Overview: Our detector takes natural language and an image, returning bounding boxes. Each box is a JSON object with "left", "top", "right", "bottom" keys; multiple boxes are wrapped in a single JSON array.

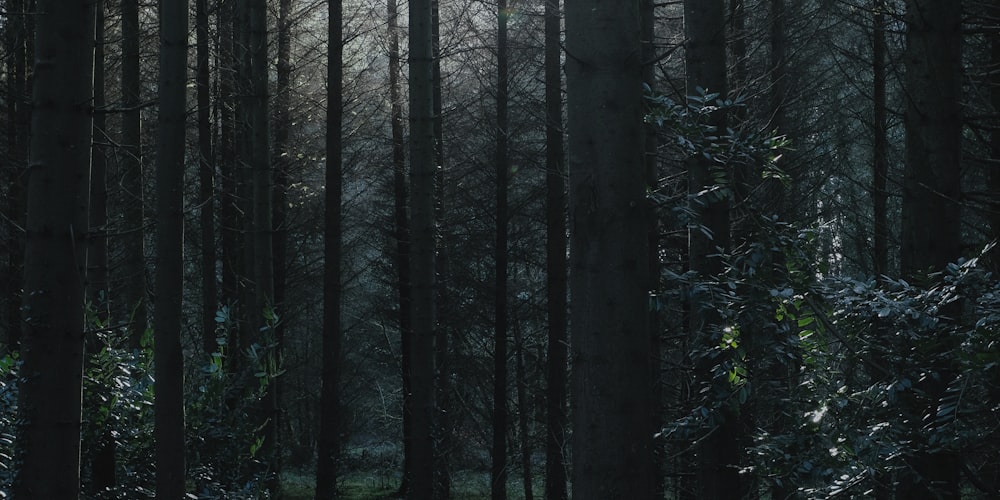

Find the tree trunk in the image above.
[
  {"left": 315, "top": 0, "right": 344, "bottom": 496},
  {"left": 246, "top": 0, "right": 279, "bottom": 493},
  {"left": 196, "top": 0, "right": 217, "bottom": 355},
  {"left": 872, "top": 0, "right": 889, "bottom": 280},
  {"left": 88, "top": 0, "right": 110, "bottom": 325},
  {"left": 2, "top": 0, "right": 27, "bottom": 352},
  {"left": 273, "top": 0, "right": 292, "bottom": 416},
  {"left": 218, "top": 0, "right": 241, "bottom": 360},
  {"left": 641, "top": 0, "right": 664, "bottom": 495},
  {"left": 565, "top": 0, "right": 652, "bottom": 496},
  {"left": 409, "top": 0, "right": 438, "bottom": 489},
  {"left": 684, "top": 0, "right": 739, "bottom": 497},
  {"left": 515, "top": 322, "right": 534, "bottom": 500},
  {"left": 386, "top": 0, "right": 414, "bottom": 492},
  {"left": 121, "top": 0, "right": 147, "bottom": 349},
  {"left": 491, "top": 1, "right": 510, "bottom": 497},
  {"left": 431, "top": 0, "right": 452, "bottom": 493},
  {"left": 154, "top": 0, "right": 189, "bottom": 495},
  {"left": 898, "top": 0, "right": 963, "bottom": 497},
  {"left": 543, "top": 0, "right": 568, "bottom": 497},
  {"left": 89, "top": 3, "right": 115, "bottom": 490},
  {"left": 14, "top": 0, "right": 96, "bottom": 495}
]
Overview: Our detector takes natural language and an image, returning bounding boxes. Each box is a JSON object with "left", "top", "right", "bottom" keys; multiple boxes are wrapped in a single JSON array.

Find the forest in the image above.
[{"left": 0, "top": 0, "right": 998, "bottom": 498}]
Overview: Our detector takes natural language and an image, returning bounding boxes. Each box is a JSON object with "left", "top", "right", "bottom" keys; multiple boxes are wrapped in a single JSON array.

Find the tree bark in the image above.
[
  {"left": 515, "top": 322, "right": 534, "bottom": 500},
  {"left": 196, "top": 0, "right": 217, "bottom": 355},
  {"left": 315, "top": 0, "right": 344, "bottom": 495},
  {"left": 2, "top": 0, "right": 27, "bottom": 352},
  {"left": 684, "top": 0, "right": 739, "bottom": 497},
  {"left": 88, "top": 0, "right": 110, "bottom": 325},
  {"left": 386, "top": 0, "right": 414, "bottom": 492},
  {"left": 872, "top": 0, "right": 889, "bottom": 280},
  {"left": 491, "top": 1, "right": 510, "bottom": 497},
  {"left": 409, "top": 0, "right": 438, "bottom": 489},
  {"left": 565, "top": 0, "right": 652, "bottom": 496},
  {"left": 898, "top": 0, "right": 963, "bottom": 497},
  {"left": 14, "top": 0, "right": 96, "bottom": 495},
  {"left": 121, "top": 0, "right": 147, "bottom": 348},
  {"left": 543, "top": 0, "right": 568, "bottom": 497},
  {"left": 154, "top": 0, "right": 189, "bottom": 495}
]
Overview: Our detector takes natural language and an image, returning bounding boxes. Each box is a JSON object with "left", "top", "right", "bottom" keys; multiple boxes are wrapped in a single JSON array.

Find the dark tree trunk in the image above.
[
  {"left": 387, "top": 0, "right": 413, "bottom": 493},
  {"left": 543, "top": 0, "right": 568, "bottom": 498},
  {"left": 872, "top": 0, "right": 889, "bottom": 280},
  {"left": 2, "top": 0, "right": 27, "bottom": 352},
  {"left": 491, "top": 1, "right": 510, "bottom": 497},
  {"left": 88, "top": 0, "right": 110, "bottom": 325},
  {"left": 14, "top": 0, "right": 96, "bottom": 495},
  {"left": 641, "top": 0, "right": 664, "bottom": 495},
  {"left": 409, "top": 0, "right": 438, "bottom": 489},
  {"left": 565, "top": 0, "right": 653, "bottom": 496},
  {"left": 247, "top": 0, "right": 278, "bottom": 493},
  {"left": 121, "top": 0, "right": 147, "bottom": 349},
  {"left": 898, "top": 0, "right": 963, "bottom": 497},
  {"left": 515, "top": 322, "right": 534, "bottom": 500},
  {"left": 219, "top": 0, "right": 241, "bottom": 358},
  {"left": 196, "top": 0, "right": 217, "bottom": 355},
  {"left": 315, "top": 0, "right": 343, "bottom": 496},
  {"left": 273, "top": 0, "right": 292, "bottom": 410},
  {"left": 431, "top": 0, "right": 452, "bottom": 493},
  {"left": 89, "top": 3, "right": 115, "bottom": 490},
  {"left": 154, "top": 0, "right": 189, "bottom": 495},
  {"left": 684, "top": 0, "right": 739, "bottom": 497}
]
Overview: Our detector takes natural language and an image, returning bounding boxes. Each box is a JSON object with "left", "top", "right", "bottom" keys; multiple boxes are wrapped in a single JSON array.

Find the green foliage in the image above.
[{"left": 0, "top": 351, "right": 19, "bottom": 496}]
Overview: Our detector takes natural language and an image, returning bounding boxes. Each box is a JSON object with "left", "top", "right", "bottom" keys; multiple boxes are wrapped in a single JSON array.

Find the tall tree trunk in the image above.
[
  {"left": 684, "top": 0, "right": 738, "bottom": 497},
  {"left": 154, "top": 0, "right": 189, "bottom": 495},
  {"left": 247, "top": 0, "right": 279, "bottom": 493},
  {"left": 219, "top": 0, "right": 241, "bottom": 358},
  {"left": 3, "top": 0, "right": 27, "bottom": 351},
  {"left": 898, "top": 0, "right": 963, "bottom": 497},
  {"left": 409, "top": 0, "right": 438, "bottom": 489},
  {"left": 992, "top": 4, "right": 1000, "bottom": 249},
  {"left": 197, "top": 0, "right": 217, "bottom": 355},
  {"left": 89, "top": 3, "right": 116, "bottom": 490},
  {"left": 565, "top": 0, "right": 652, "bottom": 496},
  {"left": 491, "top": 1, "right": 510, "bottom": 498},
  {"left": 543, "top": 0, "right": 568, "bottom": 497},
  {"left": 89, "top": 0, "right": 110, "bottom": 325},
  {"left": 515, "top": 322, "right": 534, "bottom": 500},
  {"left": 431, "top": 0, "right": 452, "bottom": 493},
  {"left": 641, "top": 0, "right": 664, "bottom": 495},
  {"left": 14, "top": 0, "right": 96, "bottom": 495},
  {"left": 386, "top": 0, "right": 414, "bottom": 492},
  {"left": 273, "top": 0, "right": 292, "bottom": 413},
  {"left": 872, "top": 0, "right": 889, "bottom": 280},
  {"left": 315, "top": 0, "right": 343, "bottom": 495},
  {"left": 121, "top": 0, "right": 147, "bottom": 348}
]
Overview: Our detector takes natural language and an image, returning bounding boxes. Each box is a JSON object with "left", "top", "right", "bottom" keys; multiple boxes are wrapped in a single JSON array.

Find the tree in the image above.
[
  {"left": 315, "top": 0, "right": 344, "bottom": 495},
  {"left": 153, "top": 0, "right": 189, "bottom": 494},
  {"left": 565, "top": 0, "right": 652, "bottom": 496},
  {"left": 897, "top": 0, "right": 963, "bottom": 497},
  {"left": 88, "top": 0, "right": 110, "bottom": 324},
  {"left": 14, "top": 0, "right": 97, "bottom": 495},
  {"left": 872, "top": 0, "right": 889, "bottom": 280},
  {"left": 196, "top": 0, "right": 217, "bottom": 354},
  {"left": 409, "top": 0, "right": 438, "bottom": 490},
  {"left": 121, "top": 0, "right": 147, "bottom": 348},
  {"left": 386, "top": 0, "right": 414, "bottom": 491},
  {"left": 683, "top": 0, "right": 739, "bottom": 496},
  {"left": 491, "top": 0, "right": 510, "bottom": 496},
  {"left": 543, "top": 0, "right": 568, "bottom": 497}
]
